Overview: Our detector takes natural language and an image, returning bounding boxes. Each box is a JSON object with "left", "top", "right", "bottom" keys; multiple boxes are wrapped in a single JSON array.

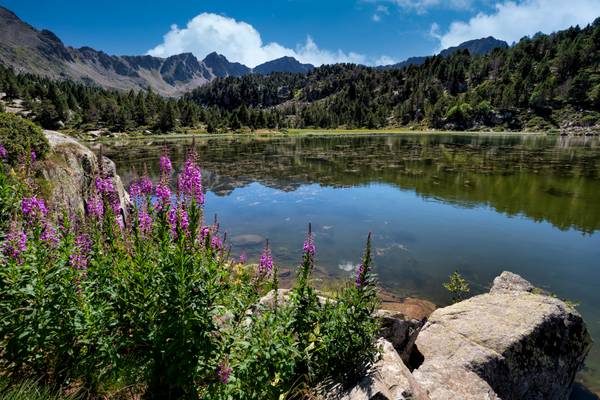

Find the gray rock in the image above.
[
  {"left": 39, "top": 130, "right": 129, "bottom": 215},
  {"left": 489, "top": 271, "right": 534, "bottom": 294},
  {"left": 326, "top": 338, "right": 430, "bottom": 400},
  {"left": 375, "top": 309, "right": 423, "bottom": 365},
  {"left": 413, "top": 272, "right": 591, "bottom": 400}
]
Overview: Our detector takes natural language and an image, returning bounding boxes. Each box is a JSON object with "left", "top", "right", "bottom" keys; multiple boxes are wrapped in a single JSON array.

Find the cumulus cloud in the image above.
[
  {"left": 148, "top": 13, "right": 368, "bottom": 67},
  {"left": 433, "top": 0, "right": 600, "bottom": 49}
]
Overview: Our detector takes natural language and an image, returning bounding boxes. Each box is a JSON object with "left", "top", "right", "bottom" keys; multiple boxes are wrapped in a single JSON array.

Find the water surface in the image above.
[{"left": 100, "top": 133, "right": 600, "bottom": 396}]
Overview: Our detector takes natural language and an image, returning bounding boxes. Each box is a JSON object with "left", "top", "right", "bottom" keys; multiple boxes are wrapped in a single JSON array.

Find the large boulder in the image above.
[
  {"left": 38, "top": 130, "right": 129, "bottom": 215},
  {"left": 413, "top": 272, "right": 591, "bottom": 400},
  {"left": 326, "top": 338, "right": 430, "bottom": 400}
]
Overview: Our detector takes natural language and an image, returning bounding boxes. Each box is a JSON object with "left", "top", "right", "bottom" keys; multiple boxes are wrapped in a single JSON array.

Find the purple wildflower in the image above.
[
  {"left": 138, "top": 209, "right": 152, "bottom": 236},
  {"left": 95, "top": 176, "right": 114, "bottom": 194},
  {"left": 129, "top": 181, "right": 141, "bottom": 199},
  {"left": 96, "top": 176, "right": 121, "bottom": 214},
  {"left": 239, "top": 252, "right": 247, "bottom": 264},
  {"left": 211, "top": 235, "right": 222, "bottom": 251},
  {"left": 2, "top": 226, "right": 27, "bottom": 261},
  {"left": 140, "top": 175, "right": 153, "bottom": 195},
  {"left": 41, "top": 223, "right": 59, "bottom": 245},
  {"left": 30, "top": 151, "right": 36, "bottom": 162},
  {"left": 199, "top": 226, "right": 210, "bottom": 241},
  {"left": 86, "top": 195, "right": 104, "bottom": 219},
  {"left": 70, "top": 234, "right": 92, "bottom": 271},
  {"left": 355, "top": 264, "right": 365, "bottom": 288},
  {"left": 303, "top": 231, "right": 315, "bottom": 257},
  {"left": 167, "top": 206, "right": 189, "bottom": 237},
  {"left": 177, "top": 156, "right": 204, "bottom": 205},
  {"left": 21, "top": 196, "right": 48, "bottom": 222},
  {"left": 217, "top": 363, "right": 232, "bottom": 384},
  {"left": 258, "top": 242, "right": 273, "bottom": 275},
  {"left": 154, "top": 183, "right": 171, "bottom": 210},
  {"left": 159, "top": 154, "right": 172, "bottom": 177},
  {"left": 0, "top": 144, "right": 7, "bottom": 160}
]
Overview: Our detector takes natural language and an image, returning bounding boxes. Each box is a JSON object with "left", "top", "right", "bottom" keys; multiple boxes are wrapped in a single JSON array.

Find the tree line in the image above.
[{"left": 1, "top": 18, "right": 599, "bottom": 133}]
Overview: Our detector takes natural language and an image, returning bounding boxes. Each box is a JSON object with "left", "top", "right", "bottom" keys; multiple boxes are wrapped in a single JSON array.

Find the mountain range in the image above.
[
  {"left": 0, "top": 5, "right": 507, "bottom": 97},
  {"left": 0, "top": 6, "right": 316, "bottom": 96}
]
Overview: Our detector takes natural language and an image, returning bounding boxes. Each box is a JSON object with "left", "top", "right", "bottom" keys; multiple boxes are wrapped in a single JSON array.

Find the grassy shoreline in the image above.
[{"left": 78, "top": 128, "right": 550, "bottom": 144}]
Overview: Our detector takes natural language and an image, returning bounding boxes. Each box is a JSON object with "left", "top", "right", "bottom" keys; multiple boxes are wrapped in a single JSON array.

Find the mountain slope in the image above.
[
  {"left": 380, "top": 36, "right": 509, "bottom": 70},
  {"left": 438, "top": 36, "right": 508, "bottom": 57},
  {"left": 253, "top": 57, "right": 314, "bottom": 75}
]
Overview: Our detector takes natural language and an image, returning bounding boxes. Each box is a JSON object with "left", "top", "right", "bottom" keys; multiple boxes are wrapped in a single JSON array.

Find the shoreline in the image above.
[{"left": 78, "top": 128, "right": 552, "bottom": 144}]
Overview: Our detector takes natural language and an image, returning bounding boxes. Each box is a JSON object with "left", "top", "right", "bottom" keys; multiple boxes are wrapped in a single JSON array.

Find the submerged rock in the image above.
[
  {"left": 38, "top": 130, "right": 129, "bottom": 215},
  {"left": 413, "top": 271, "right": 591, "bottom": 400}
]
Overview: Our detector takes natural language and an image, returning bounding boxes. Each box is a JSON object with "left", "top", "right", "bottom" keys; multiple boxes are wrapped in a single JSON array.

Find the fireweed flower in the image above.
[
  {"left": 2, "top": 225, "right": 27, "bottom": 261},
  {"left": 70, "top": 234, "right": 92, "bottom": 272},
  {"left": 177, "top": 156, "right": 204, "bottom": 205},
  {"left": 239, "top": 252, "right": 247, "bottom": 264},
  {"left": 86, "top": 195, "right": 104, "bottom": 219},
  {"left": 30, "top": 151, "right": 36, "bottom": 162},
  {"left": 0, "top": 144, "right": 7, "bottom": 160},
  {"left": 41, "top": 223, "right": 59, "bottom": 245},
  {"left": 159, "top": 154, "right": 172, "bottom": 177},
  {"left": 167, "top": 206, "right": 189, "bottom": 237},
  {"left": 217, "top": 363, "right": 232, "bottom": 384},
  {"left": 355, "top": 264, "right": 365, "bottom": 287},
  {"left": 211, "top": 235, "right": 222, "bottom": 251},
  {"left": 96, "top": 176, "right": 121, "bottom": 214},
  {"left": 140, "top": 175, "right": 153, "bottom": 195},
  {"left": 154, "top": 183, "right": 171, "bottom": 210},
  {"left": 303, "top": 231, "right": 316, "bottom": 257},
  {"left": 129, "top": 181, "right": 141, "bottom": 199},
  {"left": 138, "top": 209, "right": 152, "bottom": 236},
  {"left": 258, "top": 242, "right": 273, "bottom": 275},
  {"left": 21, "top": 196, "right": 48, "bottom": 223}
]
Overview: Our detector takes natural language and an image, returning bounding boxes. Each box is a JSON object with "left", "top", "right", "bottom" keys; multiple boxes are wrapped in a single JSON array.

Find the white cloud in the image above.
[
  {"left": 376, "top": 55, "right": 398, "bottom": 65},
  {"left": 434, "top": 0, "right": 600, "bottom": 49},
  {"left": 148, "top": 13, "right": 368, "bottom": 67},
  {"left": 372, "top": 5, "right": 390, "bottom": 21},
  {"left": 368, "top": 0, "right": 474, "bottom": 14}
]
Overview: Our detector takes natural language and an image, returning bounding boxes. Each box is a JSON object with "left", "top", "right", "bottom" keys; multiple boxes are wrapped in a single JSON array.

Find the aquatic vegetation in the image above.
[{"left": 0, "top": 147, "right": 380, "bottom": 399}]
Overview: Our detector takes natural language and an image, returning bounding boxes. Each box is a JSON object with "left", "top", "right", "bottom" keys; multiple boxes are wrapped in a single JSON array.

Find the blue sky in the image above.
[{"left": 2, "top": 0, "right": 599, "bottom": 66}]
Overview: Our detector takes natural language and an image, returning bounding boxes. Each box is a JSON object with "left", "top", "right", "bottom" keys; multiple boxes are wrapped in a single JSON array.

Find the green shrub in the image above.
[
  {"left": 0, "top": 150, "right": 380, "bottom": 399},
  {"left": 0, "top": 113, "right": 49, "bottom": 164},
  {"left": 443, "top": 271, "right": 470, "bottom": 303}
]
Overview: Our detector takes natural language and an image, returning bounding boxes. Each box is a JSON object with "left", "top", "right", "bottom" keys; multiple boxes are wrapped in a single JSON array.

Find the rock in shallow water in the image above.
[{"left": 413, "top": 272, "right": 591, "bottom": 400}]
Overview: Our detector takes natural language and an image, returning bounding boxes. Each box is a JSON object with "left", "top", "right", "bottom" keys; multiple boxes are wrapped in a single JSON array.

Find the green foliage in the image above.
[
  {"left": 443, "top": 271, "right": 470, "bottom": 303},
  {"left": 0, "top": 112, "right": 49, "bottom": 164},
  {"left": 0, "top": 151, "right": 380, "bottom": 399},
  {"left": 0, "top": 378, "right": 75, "bottom": 400}
]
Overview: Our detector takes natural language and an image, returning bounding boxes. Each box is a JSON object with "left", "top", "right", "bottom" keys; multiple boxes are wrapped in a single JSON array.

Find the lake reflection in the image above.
[{"left": 99, "top": 133, "right": 600, "bottom": 395}]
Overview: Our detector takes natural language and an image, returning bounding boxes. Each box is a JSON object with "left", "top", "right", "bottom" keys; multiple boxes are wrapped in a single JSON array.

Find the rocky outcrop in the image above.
[
  {"left": 326, "top": 338, "right": 430, "bottom": 400},
  {"left": 412, "top": 271, "right": 591, "bottom": 400},
  {"left": 376, "top": 309, "right": 423, "bottom": 365},
  {"left": 38, "top": 130, "right": 129, "bottom": 215}
]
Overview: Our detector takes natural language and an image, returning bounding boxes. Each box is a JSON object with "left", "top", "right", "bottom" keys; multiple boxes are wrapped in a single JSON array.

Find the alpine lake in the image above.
[{"left": 99, "top": 132, "right": 600, "bottom": 397}]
